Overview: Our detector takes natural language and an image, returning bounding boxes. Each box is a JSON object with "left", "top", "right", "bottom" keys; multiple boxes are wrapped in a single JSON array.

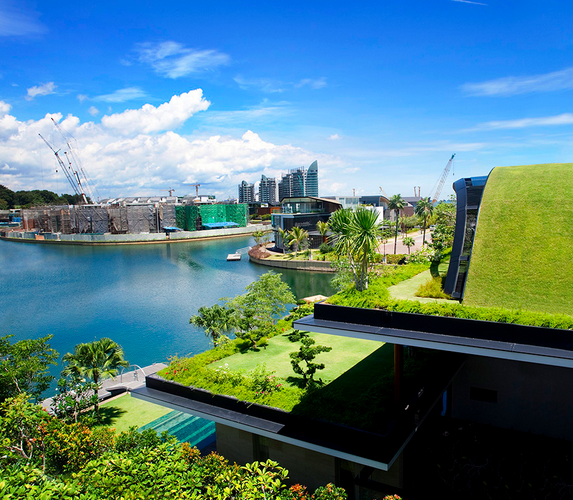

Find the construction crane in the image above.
[
  {"left": 379, "top": 186, "right": 388, "bottom": 197},
  {"left": 161, "top": 188, "right": 176, "bottom": 196},
  {"left": 39, "top": 134, "right": 88, "bottom": 204},
  {"left": 431, "top": 154, "right": 456, "bottom": 204},
  {"left": 188, "top": 183, "right": 200, "bottom": 197},
  {"left": 51, "top": 118, "right": 95, "bottom": 202}
]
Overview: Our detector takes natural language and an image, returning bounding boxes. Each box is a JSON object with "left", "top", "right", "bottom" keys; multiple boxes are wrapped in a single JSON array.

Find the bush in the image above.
[
  {"left": 319, "top": 243, "right": 333, "bottom": 254},
  {"left": 261, "top": 214, "right": 272, "bottom": 221},
  {"left": 386, "top": 254, "right": 407, "bottom": 265},
  {"left": 415, "top": 276, "right": 451, "bottom": 299}
]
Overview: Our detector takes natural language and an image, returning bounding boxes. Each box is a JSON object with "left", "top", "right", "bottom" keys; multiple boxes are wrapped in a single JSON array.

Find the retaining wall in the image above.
[{"left": 249, "top": 253, "right": 335, "bottom": 273}]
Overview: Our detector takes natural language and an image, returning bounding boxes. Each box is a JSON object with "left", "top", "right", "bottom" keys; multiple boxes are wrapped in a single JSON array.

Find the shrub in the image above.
[
  {"left": 261, "top": 213, "right": 272, "bottom": 221},
  {"left": 415, "top": 276, "right": 451, "bottom": 299},
  {"left": 319, "top": 243, "right": 333, "bottom": 254},
  {"left": 313, "top": 483, "right": 348, "bottom": 499},
  {"left": 386, "top": 254, "right": 407, "bottom": 265}
]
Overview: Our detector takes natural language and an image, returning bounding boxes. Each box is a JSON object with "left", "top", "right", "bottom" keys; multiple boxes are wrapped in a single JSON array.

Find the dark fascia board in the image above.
[
  {"left": 133, "top": 366, "right": 458, "bottom": 472},
  {"left": 293, "top": 303, "right": 573, "bottom": 368}
]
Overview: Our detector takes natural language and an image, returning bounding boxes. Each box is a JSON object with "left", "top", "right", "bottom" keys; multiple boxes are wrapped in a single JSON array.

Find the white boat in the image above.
[{"left": 227, "top": 253, "right": 241, "bottom": 261}]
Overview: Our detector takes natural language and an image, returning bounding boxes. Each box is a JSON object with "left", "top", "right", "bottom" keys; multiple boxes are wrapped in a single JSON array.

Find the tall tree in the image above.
[
  {"left": 402, "top": 236, "right": 415, "bottom": 254},
  {"left": 288, "top": 226, "right": 309, "bottom": 256},
  {"left": 190, "top": 304, "right": 234, "bottom": 346},
  {"left": 388, "top": 194, "right": 405, "bottom": 255},
  {"left": 415, "top": 197, "right": 434, "bottom": 245},
  {"left": 0, "top": 335, "right": 59, "bottom": 403},
  {"left": 61, "top": 338, "right": 128, "bottom": 417},
  {"left": 316, "top": 220, "right": 330, "bottom": 243}
]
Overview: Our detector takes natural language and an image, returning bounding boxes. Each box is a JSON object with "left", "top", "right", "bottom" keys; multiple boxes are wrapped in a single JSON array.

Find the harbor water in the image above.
[{"left": 0, "top": 235, "right": 335, "bottom": 390}]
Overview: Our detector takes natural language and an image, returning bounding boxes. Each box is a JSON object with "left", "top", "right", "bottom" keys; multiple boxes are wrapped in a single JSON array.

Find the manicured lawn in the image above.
[
  {"left": 464, "top": 163, "right": 573, "bottom": 316},
  {"left": 220, "top": 331, "right": 382, "bottom": 382},
  {"left": 388, "top": 259, "right": 453, "bottom": 303},
  {"left": 98, "top": 394, "right": 171, "bottom": 434}
]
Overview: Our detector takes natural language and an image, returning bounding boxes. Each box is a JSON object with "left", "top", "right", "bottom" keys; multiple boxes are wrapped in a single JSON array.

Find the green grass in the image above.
[
  {"left": 388, "top": 269, "right": 444, "bottom": 303},
  {"left": 464, "top": 163, "right": 573, "bottom": 316},
  {"left": 220, "top": 331, "right": 381, "bottom": 381},
  {"left": 98, "top": 394, "right": 171, "bottom": 434}
]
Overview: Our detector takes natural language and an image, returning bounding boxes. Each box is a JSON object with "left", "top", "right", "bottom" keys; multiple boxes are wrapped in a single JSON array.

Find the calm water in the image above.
[{"left": 0, "top": 236, "right": 334, "bottom": 388}]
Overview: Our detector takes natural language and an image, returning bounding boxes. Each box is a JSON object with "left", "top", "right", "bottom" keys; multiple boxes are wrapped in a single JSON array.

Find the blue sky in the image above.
[{"left": 1, "top": 0, "right": 572, "bottom": 200}]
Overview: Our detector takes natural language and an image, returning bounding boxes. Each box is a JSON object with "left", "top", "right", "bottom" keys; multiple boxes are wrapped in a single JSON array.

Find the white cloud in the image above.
[
  {"left": 0, "top": 92, "right": 339, "bottom": 197},
  {"left": 328, "top": 134, "right": 342, "bottom": 140},
  {"left": 462, "top": 67, "right": 573, "bottom": 97},
  {"left": 136, "top": 41, "right": 230, "bottom": 78},
  {"left": 0, "top": 4, "right": 47, "bottom": 36},
  {"left": 205, "top": 101, "right": 292, "bottom": 125},
  {"left": 101, "top": 89, "right": 210, "bottom": 135},
  {"left": 452, "top": 0, "right": 487, "bottom": 5},
  {"left": 88, "top": 106, "right": 99, "bottom": 116},
  {"left": 26, "top": 82, "right": 56, "bottom": 101},
  {"left": 469, "top": 113, "right": 573, "bottom": 130},
  {"left": 93, "top": 87, "right": 149, "bottom": 103},
  {"left": 0, "top": 100, "right": 11, "bottom": 115},
  {"left": 234, "top": 76, "right": 286, "bottom": 93},
  {"left": 77, "top": 94, "right": 88, "bottom": 103},
  {"left": 296, "top": 77, "right": 327, "bottom": 89}
]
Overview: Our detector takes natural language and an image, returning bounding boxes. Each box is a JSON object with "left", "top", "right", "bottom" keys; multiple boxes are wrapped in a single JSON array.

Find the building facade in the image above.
[
  {"left": 238, "top": 180, "right": 255, "bottom": 203},
  {"left": 278, "top": 161, "right": 319, "bottom": 201},
  {"left": 259, "top": 175, "right": 278, "bottom": 205}
]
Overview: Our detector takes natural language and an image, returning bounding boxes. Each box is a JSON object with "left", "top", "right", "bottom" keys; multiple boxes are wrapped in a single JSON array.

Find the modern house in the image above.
[
  {"left": 271, "top": 196, "right": 341, "bottom": 252},
  {"left": 133, "top": 163, "right": 573, "bottom": 498}
]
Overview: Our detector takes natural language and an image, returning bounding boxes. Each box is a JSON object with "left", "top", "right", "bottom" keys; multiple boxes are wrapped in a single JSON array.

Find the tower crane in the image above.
[
  {"left": 188, "top": 183, "right": 201, "bottom": 197},
  {"left": 161, "top": 188, "right": 176, "bottom": 196},
  {"left": 39, "top": 134, "right": 88, "bottom": 204},
  {"left": 51, "top": 118, "right": 95, "bottom": 202},
  {"left": 431, "top": 154, "right": 455, "bottom": 204}
]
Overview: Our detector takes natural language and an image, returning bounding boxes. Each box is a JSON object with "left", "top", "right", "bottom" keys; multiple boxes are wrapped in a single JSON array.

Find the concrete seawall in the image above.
[
  {"left": 0, "top": 225, "right": 258, "bottom": 246},
  {"left": 249, "top": 253, "right": 336, "bottom": 273}
]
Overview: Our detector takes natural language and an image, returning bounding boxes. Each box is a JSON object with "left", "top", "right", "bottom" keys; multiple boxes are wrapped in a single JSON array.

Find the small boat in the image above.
[{"left": 227, "top": 253, "right": 241, "bottom": 261}]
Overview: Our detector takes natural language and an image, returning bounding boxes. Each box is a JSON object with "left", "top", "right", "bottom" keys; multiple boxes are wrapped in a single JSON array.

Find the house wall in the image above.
[{"left": 452, "top": 355, "right": 573, "bottom": 441}]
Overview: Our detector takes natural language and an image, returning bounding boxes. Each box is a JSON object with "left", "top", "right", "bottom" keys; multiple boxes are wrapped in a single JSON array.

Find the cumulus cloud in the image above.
[
  {"left": 0, "top": 92, "right": 339, "bottom": 197},
  {"left": 135, "top": 41, "right": 230, "bottom": 78},
  {"left": 26, "top": 82, "right": 56, "bottom": 101},
  {"left": 101, "top": 89, "right": 210, "bottom": 135},
  {"left": 462, "top": 67, "right": 573, "bottom": 97},
  {"left": 0, "top": 4, "right": 47, "bottom": 36},
  {"left": 93, "top": 87, "right": 149, "bottom": 103},
  {"left": 0, "top": 100, "right": 11, "bottom": 115}
]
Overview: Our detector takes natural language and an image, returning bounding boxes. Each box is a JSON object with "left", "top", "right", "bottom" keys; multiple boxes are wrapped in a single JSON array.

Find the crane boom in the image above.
[
  {"left": 39, "top": 133, "right": 86, "bottom": 202},
  {"left": 431, "top": 154, "right": 455, "bottom": 204}
]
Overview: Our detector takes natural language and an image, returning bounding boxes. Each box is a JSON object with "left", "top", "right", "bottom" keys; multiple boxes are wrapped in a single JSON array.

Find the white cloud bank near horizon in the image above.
[{"left": 0, "top": 91, "right": 341, "bottom": 198}]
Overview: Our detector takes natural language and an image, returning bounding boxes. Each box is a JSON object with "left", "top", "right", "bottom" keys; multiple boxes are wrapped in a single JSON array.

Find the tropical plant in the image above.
[
  {"left": 415, "top": 197, "right": 434, "bottom": 245},
  {"left": 52, "top": 377, "right": 99, "bottom": 424},
  {"left": 402, "top": 236, "right": 415, "bottom": 254},
  {"left": 316, "top": 220, "right": 330, "bottom": 243},
  {"left": 329, "top": 207, "right": 382, "bottom": 291},
  {"left": 190, "top": 303, "right": 235, "bottom": 346},
  {"left": 61, "top": 338, "right": 129, "bottom": 418},
  {"left": 0, "top": 334, "right": 59, "bottom": 403},
  {"left": 288, "top": 226, "right": 309, "bottom": 256},
  {"left": 388, "top": 194, "right": 405, "bottom": 254},
  {"left": 278, "top": 227, "right": 292, "bottom": 253},
  {"left": 290, "top": 334, "right": 332, "bottom": 387}
]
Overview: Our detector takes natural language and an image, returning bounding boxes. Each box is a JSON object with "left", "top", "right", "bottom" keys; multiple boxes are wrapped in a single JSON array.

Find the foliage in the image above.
[
  {"left": 316, "top": 220, "right": 330, "bottom": 243},
  {"left": 190, "top": 303, "right": 234, "bottom": 346},
  {"left": 408, "top": 246, "right": 436, "bottom": 264},
  {"left": 388, "top": 194, "right": 405, "bottom": 254},
  {"left": 261, "top": 213, "right": 273, "bottom": 221},
  {"left": 415, "top": 198, "right": 434, "bottom": 245},
  {"left": 289, "top": 226, "right": 309, "bottom": 256},
  {"left": 329, "top": 207, "right": 383, "bottom": 291},
  {"left": 52, "top": 377, "right": 99, "bottom": 424},
  {"left": 402, "top": 236, "right": 415, "bottom": 254},
  {"left": 0, "top": 185, "right": 86, "bottom": 209},
  {"left": 386, "top": 253, "right": 408, "bottom": 264},
  {"left": 290, "top": 335, "right": 332, "bottom": 387},
  {"left": 285, "top": 303, "right": 315, "bottom": 322},
  {"left": 61, "top": 338, "right": 129, "bottom": 418},
  {"left": 229, "top": 272, "right": 296, "bottom": 347},
  {"left": 253, "top": 229, "right": 272, "bottom": 246},
  {"left": 313, "top": 483, "right": 348, "bottom": 500},
  {"left": 319, "top": 242, "right": 333, "bottom": 254},
  {"left": 428, "top": 200, "right": 456, "bottom": 260},
  {"left": 250, "top": 364, "right": 283, "bottom": 398},
  {"left": 0, "top": 334, "right": 59, "bottom": 403},
  {"left": 415, "top": 276, "right": 451, "bottom": 299}
]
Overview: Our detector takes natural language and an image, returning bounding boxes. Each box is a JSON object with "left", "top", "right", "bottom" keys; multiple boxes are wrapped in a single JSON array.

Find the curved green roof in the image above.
[{"left": 463, "top": 163, "right": 573, "bottom": 316}]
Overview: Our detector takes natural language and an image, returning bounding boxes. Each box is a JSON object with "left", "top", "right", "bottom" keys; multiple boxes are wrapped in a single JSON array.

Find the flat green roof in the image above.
[{"left": 464, "top": 163, "right": 573, "bottom": 316}]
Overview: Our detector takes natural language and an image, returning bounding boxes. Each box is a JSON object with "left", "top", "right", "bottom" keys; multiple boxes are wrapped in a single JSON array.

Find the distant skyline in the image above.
[{"left": 1, "top": 1, "right": 573, "bottom": 201}]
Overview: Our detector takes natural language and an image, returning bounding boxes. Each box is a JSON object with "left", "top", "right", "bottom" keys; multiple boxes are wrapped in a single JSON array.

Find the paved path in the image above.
[{"left": 378, "top": 230, "right": 432, "bottom": 256}]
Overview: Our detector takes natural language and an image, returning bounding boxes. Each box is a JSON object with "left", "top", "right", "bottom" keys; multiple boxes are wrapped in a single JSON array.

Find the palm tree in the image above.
[
  {"left": 278, "top": 228, "right": 291, "bottom": 253},
  {"left": 329, "top": 207, "right": 382, "bottom": 291},
  {"left": 388, "top": 194, "right": 405, "bottom": 254},
  {"left": 415, "top": 198, "right": 434, "bottom": 245},
  {"left": 316, "top": 220, "right": 330, "bottom": 244},
  {"left": 190, "top": 304, "right": 234, "bottom": 346},
  {"left": 61, "top": 338, "right": 128, "bottom": 418},
  {"left": 289, "top": 226, "right": 309, "bottom": 256},
  {"left": 402, "top": 236, "right": 415, "bottom": 254}
]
